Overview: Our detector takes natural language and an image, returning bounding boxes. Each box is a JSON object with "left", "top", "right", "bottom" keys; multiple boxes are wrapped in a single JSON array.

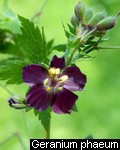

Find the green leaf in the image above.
[
  {"left": 34, "top": 109, "right": 39, "bottom": 116},
  {"left": 17, "top": 15, "right": 48, "bottom": 64},
  {"left": 47, "top": 39, "right": 54, "bottom": 54},
  {"left": 68, "top": 38, "right": 80, "bottom": 50},
  {"left": 67, "top": 23, "right": 76, "bottom": 35},
  {"left": 52, "top": 44, "right": 66, "bottom": 52},
  {"left": 0, "top": 57, "right": 19, "bottom": 65},
  {"left": 34, "top": 108, "right": 51, "bottom": 131},
  {"left": 39, "top": 108, "right": 51, "bottom": 131},
  {"left": 72, "top": 103, "right": 78, "bottom": 112},
  {"left": 62, "top": 23, "right": 73, "bottom": 38},
  {"left": 0, "top": 59, "right": 27, "bottom": 84}
]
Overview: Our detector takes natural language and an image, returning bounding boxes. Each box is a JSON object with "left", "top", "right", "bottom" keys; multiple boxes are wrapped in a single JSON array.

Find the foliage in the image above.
[
  {"left": 17, "top": 16, "right": 48, "bottom": 64},
  {"left": 34, "top": 108, "right": 51, "bottom": 132},
  {"left": 0, "top": 59, "right": 27, "bottom": 84}
]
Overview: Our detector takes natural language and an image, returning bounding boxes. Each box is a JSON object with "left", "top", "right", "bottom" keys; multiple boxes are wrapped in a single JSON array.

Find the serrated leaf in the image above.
[
  {"left": 17, "top": 15, "right": 48, "bottom": 64},
  {"left": 67, "top": 23, "right": 76, "bottom": 35},
  {"left": 47, "top": 39, "right": 54, "bottom": 54},
  {"left": 34, "top": 109, "right": 39, "bottom": 116},
  {"left": 38, "top": 108, "right": 51, "bottom": 131},
  {"left": 0, "top": 59, "right": 27, "bottom": 84},
  {"left": 0, "top": 57, "right": 17, "bottom": 65},
  {"left": 62, "top": 23, "right": 73, "bottom": 38},
  {"left": 72, "top": 103, "right": 78, "bottom": 112},
  {"left": 52, "top": 44, "right": 66, "bottom": 52},
  {"left": 42, "top": 27, "right": 49, "bottom": 64},
  {"left": 33, "top": 108, "right": 51, "bottom": 131},
  {"left": 68, "top": 38, "right": 80, "bottom": 50}
]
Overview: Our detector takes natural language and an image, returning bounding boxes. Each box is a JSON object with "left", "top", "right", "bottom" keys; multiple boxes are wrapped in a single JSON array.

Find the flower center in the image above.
[{"left": 43, "top": 67, "right": 68, "bottom": 93}]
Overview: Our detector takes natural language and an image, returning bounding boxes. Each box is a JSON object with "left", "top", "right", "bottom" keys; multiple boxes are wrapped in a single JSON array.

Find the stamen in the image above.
[
  {"left": 46, "top": 86, "right": 51, "bottom": 92},
  {"left": 43, "top": 78, "right": 49, "bottom": 86},
  {"left": 58, "top": 87, "right": 63, "bottom": 91},
  {"left": 48, "top": 67, "right": 60, "bottom": 78},
  {"left": 60, "top": 75, "right": 68, "bottom": 83},
  {"left": 48, "top": 68, "right": 54, "bottom": 78},
  {"left": 55, "top": 68, "right": 60, "bottom": 75}
]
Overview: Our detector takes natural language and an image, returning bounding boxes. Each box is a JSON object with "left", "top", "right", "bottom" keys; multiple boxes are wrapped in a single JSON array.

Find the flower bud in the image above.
[
  {"left": 8, "top": 95, "right": 26, "bottom": 109},
  {"left": 88, "top": 12, "right": 105, "bottom": 27},
  {"left": 71, "top": 15, "right": 79, "bottom": 27},
  {"left": 83, "top": 9, "right": 93, "bottom": 25},
  {"left": 97, "top": 16, "right": 116, "bottom": 31},
  {"left": 95, "top": 30, "right": 106, "bottom": 37},
  {"left": 74, "top": 2, "right": 85, "bottom": 22}
]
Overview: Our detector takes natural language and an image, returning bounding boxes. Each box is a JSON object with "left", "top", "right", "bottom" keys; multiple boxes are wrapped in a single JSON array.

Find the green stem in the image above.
[
  {"left": 66, "top": 46, "right": 79, "bottom": 66},
  {"left": 0, "top": 133, "right": 27, "bottom": 150},
  {"left": 15, "top": 133, "right": 27, "bottom": 150},
  {"left": 85, "top": 45, "right": 120, "bottom": 54},
  {"left": 0, "top": 83, "right": 13, "bottom": 96},
  {"left": 40, "top": 0, "right": 48, "bottom": 13},
  {"left": 22, "top": 110, "right": 30, "bottom": 139},
  {"left": 0, "top": 83, "right": 30, "bottom": 142},
  {"left": 31, "top": 0, "right": 48, "bottom": 22},
  {"left": 97, "top": 46, "right": 120, "bottom": 49},
  {"left": 0, "top": 134, "right": 14, "bottom": 147}
]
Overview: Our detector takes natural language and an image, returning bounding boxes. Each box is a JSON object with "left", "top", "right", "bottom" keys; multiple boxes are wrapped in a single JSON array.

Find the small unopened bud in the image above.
[
  {"left": 95, "top": 30, "right": 106, "bottom": 37},
  {"left": 83, "top": 9, "right": 93, "bottom": 25},
  {"left": 71, "top": 15, "right": 79, "bottom": 27},
  {"left": 88, "top": 12, "right": 105, "bottom": 27},
  {"left": 8, "top": 95, "right": 26, "bottom": 109},
  {"left": 97, "top": 16, "right": 117, "bottom": 31},
  {"left": 74, "top": 2, "right": 85, "bottom": 22}
]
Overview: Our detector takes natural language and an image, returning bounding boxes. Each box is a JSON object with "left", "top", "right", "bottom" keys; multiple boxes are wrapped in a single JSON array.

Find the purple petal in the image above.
[
  {"left": 50, "top": 55, "right": 65, "bottom": 69},
  {"left": 26, "top": 85, "right": 51, "bottom": 111},
  {"left": 62, "top": 66, "right": 87, "bottom": 91},
  {"left": 22, "top": 64, "right": 48, "bottom": 86},
  {"left": 51, "top": 88, "right": 78, "bottom": 114}
]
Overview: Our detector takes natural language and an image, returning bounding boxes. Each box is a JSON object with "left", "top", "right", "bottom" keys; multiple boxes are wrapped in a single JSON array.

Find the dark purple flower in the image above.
[{"left": 22, "top": 55, "right": 87, "bottom": 114}]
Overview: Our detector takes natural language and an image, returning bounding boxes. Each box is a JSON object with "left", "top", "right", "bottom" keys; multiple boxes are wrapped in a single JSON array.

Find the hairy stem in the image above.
[
  {"left": 0, "top": 133, "right": 27, "bottom": 150},
  {"left": 0, "top": 134, "right": 14, "bottom": 147},
  {"left": 0, "top": 83, "right": 13, "bottom": 96},
  {"left": 31, "top": 0, "right": 48, "bottom": 22},
  {"left": 97, "top": 46, "right": 120, "bottom": 49},
  {"left": 15, "top": 133, "right": 27, "bottom": 150},
  {"left": 0, "top": 83, "right": 30, "bottom": 142},
  {"left": 66, "top": 46, "right": 78, "bottom": 66},
  {"left": 22, "top": 110, "right": 30, "bottom": 139}
]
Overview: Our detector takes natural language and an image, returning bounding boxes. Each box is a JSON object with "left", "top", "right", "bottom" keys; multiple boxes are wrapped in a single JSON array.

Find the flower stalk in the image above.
[
  {"left": 0, "top": 133, "right": 27, "bottom": 150},
  {"left": 0, "top": 83, "right": 13, "bottom": 96},
  {"left": 97, "top": 46, "right": 120, "bottom": 49},
  {"left": 66, "top": 46, "right": 78, "bottom": 66}
]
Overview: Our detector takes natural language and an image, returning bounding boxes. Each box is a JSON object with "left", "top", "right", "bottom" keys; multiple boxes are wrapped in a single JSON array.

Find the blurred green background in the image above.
[{"left": 0, "top": 0, "right": 120, "bottom": 149}]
